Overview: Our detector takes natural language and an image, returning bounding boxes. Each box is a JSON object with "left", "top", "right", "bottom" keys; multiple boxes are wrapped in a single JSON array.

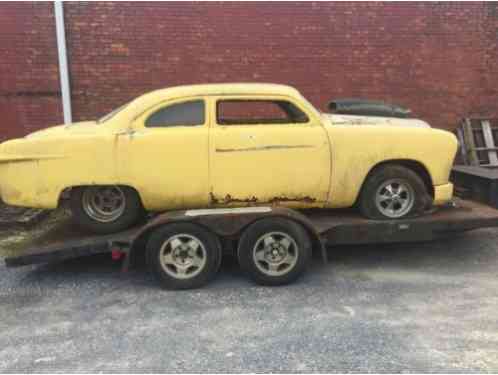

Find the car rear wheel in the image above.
[
  {"left": 359, "top": 165, "right": 431, "bottom": 219},
  {"left": 70, "top": 185, "right": 145, "bottom": 234}
]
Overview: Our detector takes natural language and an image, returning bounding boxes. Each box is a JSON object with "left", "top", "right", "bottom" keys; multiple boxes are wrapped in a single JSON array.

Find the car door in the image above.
[
  {"left": 209, "top": 96, "right": 331, "bottom": 207},
  {"left": 116, "top": 97, "right": 210, "bottom": 211}
]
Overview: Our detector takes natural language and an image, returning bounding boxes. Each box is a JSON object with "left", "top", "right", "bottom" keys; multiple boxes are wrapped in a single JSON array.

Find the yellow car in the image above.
[{"left": 0, "top": 83, "right": 457, "bottom": 233}]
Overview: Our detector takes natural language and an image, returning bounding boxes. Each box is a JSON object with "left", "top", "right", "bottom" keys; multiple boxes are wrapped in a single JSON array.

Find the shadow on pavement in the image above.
[{"left": 9, "top": 228, "right": 496, "bottom": 288}]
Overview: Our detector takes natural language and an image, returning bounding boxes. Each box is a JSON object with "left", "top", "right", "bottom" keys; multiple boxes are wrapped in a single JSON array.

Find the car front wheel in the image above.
[
  {"left": 70, "top": 185, "right": 145, "bottom": 234},
  {"left": 359, "top": 165, "right": 431, "bottom": 220}
]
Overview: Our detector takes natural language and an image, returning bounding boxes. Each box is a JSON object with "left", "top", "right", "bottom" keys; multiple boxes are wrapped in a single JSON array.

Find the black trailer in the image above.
[{"left": 5, "top": 195, "right": 498, "bottom": 289}]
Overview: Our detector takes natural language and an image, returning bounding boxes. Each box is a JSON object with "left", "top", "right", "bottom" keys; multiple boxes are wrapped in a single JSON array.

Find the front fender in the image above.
[{"left": 325, "top": 126, "right": 458, "bottom": 208}]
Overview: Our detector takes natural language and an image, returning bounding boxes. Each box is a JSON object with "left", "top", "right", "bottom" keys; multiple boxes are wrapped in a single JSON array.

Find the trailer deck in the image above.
[{"left": 5, "top": 198, "right": 498, "bottom": 270}]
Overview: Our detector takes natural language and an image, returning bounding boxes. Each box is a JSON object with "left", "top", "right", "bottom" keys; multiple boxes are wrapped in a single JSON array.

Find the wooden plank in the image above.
[
  {"left": 474, "top": 147, "right": 498, "bottom": 151},
  {"left": 452, "top": 165, "right": 498, "bottom": 178},
  {"left": 462, "top": 118, "right": 480, "bottom": 166},
  {"left": 456, "top": 127, "right": 468, "bottom": 165},
  {"left": 481, "top": 120, "right": 498, "bottom": 166}
]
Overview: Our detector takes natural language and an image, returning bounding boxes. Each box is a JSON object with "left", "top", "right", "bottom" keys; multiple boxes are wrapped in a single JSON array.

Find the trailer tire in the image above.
[
  {"left": 237, "top": 218, "right": 311, "bottom": 286},
  {"left": 359, "top": 164, "right": 430, "bottom": 220},
  {"left": 146, "top": 223, "right": 222, "bottom": 290},
  {"left": 70, "top": 185, "right": 145, "bottom": 234}
]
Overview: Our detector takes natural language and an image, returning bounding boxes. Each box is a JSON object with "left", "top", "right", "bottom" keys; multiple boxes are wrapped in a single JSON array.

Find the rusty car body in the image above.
[{"left": 0, "top": 83, "right": 458, "bottom": 233}]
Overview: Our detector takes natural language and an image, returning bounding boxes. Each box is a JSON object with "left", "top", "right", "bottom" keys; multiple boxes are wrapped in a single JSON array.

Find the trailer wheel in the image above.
[
  {"left": 237, "top": 218, "right": 311, "bottom": 286},
  {"left": 146, "top": 223, "right": 222, "bottom": 290},
  {"left": 359, "top": 164, "right": 430, "bottom": 220}
]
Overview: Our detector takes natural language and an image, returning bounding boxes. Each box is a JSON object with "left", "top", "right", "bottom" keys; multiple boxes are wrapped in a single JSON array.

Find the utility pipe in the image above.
[{"left": 54, "top": 1, "right": 72, "bottom": 124}]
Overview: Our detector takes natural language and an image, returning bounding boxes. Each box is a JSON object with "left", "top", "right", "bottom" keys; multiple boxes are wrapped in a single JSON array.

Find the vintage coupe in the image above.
[{"left": 0, "top": 84, "right": 457, "bottom": 234}]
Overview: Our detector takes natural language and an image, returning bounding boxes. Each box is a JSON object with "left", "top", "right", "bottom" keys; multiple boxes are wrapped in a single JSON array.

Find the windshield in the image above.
[{"left": 97, "top": 102, "right": 130, "bottom": 124}]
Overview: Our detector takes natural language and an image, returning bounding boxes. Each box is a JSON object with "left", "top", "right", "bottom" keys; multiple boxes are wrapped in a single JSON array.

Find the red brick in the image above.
[{"left": 1, "top": 2, "right": 498, "bottom": 141}]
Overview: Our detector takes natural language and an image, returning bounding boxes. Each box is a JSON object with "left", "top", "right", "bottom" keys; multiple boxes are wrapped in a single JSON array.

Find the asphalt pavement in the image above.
[{"left": 0, "top": 228, "right": 497, "bottom": 372}]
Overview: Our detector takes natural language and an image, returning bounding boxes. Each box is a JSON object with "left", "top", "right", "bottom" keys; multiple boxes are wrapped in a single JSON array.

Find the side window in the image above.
[
  {"left": 145, "top": 100, "right": 205, "bottom": 127},
  {"left": 217, "top": 100, "right": 309, "bottom": 125}
]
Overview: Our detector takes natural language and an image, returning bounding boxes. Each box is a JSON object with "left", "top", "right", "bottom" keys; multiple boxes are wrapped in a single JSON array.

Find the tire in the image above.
[
  {"left": 237, "top": 218, "right": 311, "bottom": 286},
  {"left": 70, "top": 185, "right": 145, "bottom": 234},
  {"left": 146, "top": 223, "right": 222, "bottom": 290},
  {"left": 359, "top": 164, "right": 431, "bottom": 220}
]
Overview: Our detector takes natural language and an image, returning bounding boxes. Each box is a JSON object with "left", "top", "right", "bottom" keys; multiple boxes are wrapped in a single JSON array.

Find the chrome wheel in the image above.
[
  {"left": 82, "top": 186, "right": 126, "bottom": 223},
  {"left": 252, "top": 232, "right": 299, "bottom": 276},
  {"left": 159, "top": 234, "right": 207, "bottom": 280},
  {"left": 375, "top": 178, "right": 415, "bottom": 218}
]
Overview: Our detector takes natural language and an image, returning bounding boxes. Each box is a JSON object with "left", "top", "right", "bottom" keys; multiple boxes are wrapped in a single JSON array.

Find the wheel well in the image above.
[
  {"left": 359, "top": 160, "right": 434, "bottom": 201},
  {"left": 57, "top": 184, "right": 144, "bottom": 208}
]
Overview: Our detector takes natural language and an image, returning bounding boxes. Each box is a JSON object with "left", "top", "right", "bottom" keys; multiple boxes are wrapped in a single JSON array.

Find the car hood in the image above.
[
  {"left": 322, "top": 113, "right": 431, "bottom": 128},
  {"left": 25, "top": 121, "right": 99, "bottom": 139},
  {"left": 0, "top": 121, "right": 102, "bottom": 162}
]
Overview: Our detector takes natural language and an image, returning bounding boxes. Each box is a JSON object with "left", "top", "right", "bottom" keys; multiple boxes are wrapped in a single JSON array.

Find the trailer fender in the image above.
[{"left": 129, "top": 207, "right": 327, "bottom": 263}]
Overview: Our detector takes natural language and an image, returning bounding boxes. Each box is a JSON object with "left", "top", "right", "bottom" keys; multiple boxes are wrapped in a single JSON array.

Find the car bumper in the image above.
[{"left": 433, "top": 182, "right": 454, "bottom": 205}]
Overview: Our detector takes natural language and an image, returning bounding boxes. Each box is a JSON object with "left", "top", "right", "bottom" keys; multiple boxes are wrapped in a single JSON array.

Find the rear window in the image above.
[{"left": 217, "top": 100, "right": 309, "bottom": 125}]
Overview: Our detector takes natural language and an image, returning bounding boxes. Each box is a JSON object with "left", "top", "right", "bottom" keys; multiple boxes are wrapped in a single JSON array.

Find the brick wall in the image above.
[
  {"left": 1, "top": 2, "right": 497, "bottom": 140},
  {"left": 0, "top": 2, "right": 62, "bottom": 140}
]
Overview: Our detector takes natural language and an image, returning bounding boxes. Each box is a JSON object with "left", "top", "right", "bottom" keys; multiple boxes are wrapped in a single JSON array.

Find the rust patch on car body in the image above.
[
  {"left": 210, "top": 193, "right": 259, "bottom": 205},
  {"left": 209, "top": 192, "right": 219, "bottom": 205},
  {"left": 268, "top": 195, "right": 316, "bottom": 204},
  {"left": 209, "top": 192, "right": 316, "bottom": 205},
  {"left": 224, "top": 194, "right": 258, "bottom": 203}
]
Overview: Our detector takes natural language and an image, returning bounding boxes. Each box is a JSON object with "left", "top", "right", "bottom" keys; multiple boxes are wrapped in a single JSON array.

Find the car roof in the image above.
[
  {"left": 134, "top": 83, "right": 302, "bottom": 107},
  {"left": 109, "top": 83, "right": 318, "bottom": 126},
  {"left": 157, "top": 83, "right": 299, "bottom": 96}
]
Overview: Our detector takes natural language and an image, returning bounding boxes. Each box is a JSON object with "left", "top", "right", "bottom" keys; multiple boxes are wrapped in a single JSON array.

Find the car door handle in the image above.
[{"left": 115, "top": 129, "right": 136, "bottom": 137}]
